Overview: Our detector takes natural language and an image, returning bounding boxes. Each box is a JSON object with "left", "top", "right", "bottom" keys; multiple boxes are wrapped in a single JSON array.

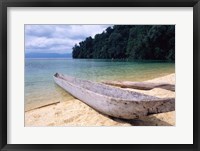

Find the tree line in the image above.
[{"left": 72, "top": 25, "right": 175, "bottom": 60}]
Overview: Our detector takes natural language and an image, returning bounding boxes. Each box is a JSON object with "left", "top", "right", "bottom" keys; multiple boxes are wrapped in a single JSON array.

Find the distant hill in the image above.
[{"left": 25, "top": 53, "right": 72, "bottom": 58}]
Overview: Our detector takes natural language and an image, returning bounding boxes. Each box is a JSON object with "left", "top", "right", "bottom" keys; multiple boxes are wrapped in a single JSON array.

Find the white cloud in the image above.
[{"left": 25, "top": 25, "right": 111, "bottom": 54}]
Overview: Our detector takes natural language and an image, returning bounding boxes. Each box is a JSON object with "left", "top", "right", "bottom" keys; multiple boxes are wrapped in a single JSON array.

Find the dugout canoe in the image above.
[{"left": 53, "top": 73, "right": 175, "bottom": 119}]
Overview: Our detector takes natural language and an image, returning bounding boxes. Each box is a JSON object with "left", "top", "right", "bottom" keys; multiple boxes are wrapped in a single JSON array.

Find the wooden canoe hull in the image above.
[{"left": 53, "top": 73, "right": 175, "bottom": 119}]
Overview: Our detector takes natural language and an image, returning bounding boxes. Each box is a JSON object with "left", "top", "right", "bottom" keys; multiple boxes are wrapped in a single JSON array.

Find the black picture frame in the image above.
[{"left": 0, "top": 0, "right": 199, "bottom": 150}]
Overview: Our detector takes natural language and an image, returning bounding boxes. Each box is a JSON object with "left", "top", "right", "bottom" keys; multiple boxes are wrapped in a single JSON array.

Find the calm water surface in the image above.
[{"left": 25, "top": 59, "right": 175, "bottom": 111}]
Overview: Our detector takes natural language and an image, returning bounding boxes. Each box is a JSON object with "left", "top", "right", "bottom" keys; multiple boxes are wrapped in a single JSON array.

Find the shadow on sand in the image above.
[{"left": 110, "top": 115, "right": 173, "bottom": 126}]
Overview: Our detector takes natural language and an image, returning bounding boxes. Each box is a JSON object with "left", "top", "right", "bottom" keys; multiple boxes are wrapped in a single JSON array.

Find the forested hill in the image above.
[{"left": 72, "top": 25, "right": 175, "bottom": 60}]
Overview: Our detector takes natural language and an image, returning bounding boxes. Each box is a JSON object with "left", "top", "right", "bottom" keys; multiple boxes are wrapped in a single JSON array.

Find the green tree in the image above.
[{"left": 72, "top": 25, "right": 175, "bottom": 61}]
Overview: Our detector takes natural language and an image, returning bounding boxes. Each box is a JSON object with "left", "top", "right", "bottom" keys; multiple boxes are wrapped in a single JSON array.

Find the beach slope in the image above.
[{"left": 25, "top": 73, "right": 175, "bottom": 126}]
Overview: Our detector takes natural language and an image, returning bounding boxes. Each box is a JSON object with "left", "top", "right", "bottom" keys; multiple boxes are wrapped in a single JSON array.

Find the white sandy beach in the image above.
[{"left": 25, "top": 73, "right": 175, "bottom": 126}]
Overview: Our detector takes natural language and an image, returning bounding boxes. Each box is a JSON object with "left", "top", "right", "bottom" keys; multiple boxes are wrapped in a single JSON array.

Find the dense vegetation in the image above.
[{"left": 72, "top": 25, "right": 175, "bottom": 60}]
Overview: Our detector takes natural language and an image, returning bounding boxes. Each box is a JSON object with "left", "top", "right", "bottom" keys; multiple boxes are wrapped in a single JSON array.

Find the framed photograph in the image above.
[{"left": 0, "top": 0, "right": 199, "bottom": 150}]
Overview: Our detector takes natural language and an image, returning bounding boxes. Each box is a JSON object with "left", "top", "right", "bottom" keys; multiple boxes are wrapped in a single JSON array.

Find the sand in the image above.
[{"left": 25, "top": 73, "right": 175, "bottom": 126}]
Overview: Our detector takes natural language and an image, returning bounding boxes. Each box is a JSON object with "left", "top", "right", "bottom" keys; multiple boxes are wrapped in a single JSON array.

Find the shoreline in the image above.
[{"left": 25, "top": 73, "right": 175, "bottom": 126}]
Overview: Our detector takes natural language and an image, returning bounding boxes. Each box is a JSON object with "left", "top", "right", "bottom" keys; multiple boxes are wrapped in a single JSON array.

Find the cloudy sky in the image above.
[{"left": 25, "top": 25, "right": 111, "bottom": 54}]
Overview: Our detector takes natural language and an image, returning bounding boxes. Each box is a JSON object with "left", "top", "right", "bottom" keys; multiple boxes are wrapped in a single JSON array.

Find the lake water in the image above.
[{"left": 25, "top": 59, "right": 175, "bottom": 111}]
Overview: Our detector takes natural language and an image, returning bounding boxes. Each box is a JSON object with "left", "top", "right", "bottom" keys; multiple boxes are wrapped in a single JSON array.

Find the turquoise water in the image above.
[{"left": 25, "top": 59, "right": 175, "bottom": 111}]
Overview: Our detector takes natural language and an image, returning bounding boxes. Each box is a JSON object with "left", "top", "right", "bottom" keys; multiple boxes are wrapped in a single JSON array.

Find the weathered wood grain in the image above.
[
  {"left": 103, "top": 81, "right": 175, "bottom": 91},
  {"left": 53, "top": 73, "right": 175, "bottom": 119}
]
